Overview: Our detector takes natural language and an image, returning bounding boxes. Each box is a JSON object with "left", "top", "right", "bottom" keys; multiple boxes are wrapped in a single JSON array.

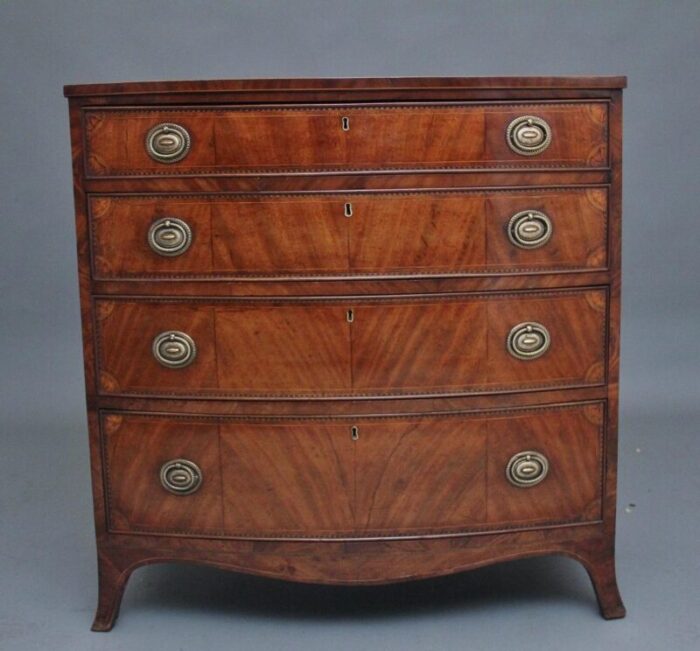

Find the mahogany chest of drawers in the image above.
[{"left": 63, "top": 76, "right": 626, "bottom": 630}]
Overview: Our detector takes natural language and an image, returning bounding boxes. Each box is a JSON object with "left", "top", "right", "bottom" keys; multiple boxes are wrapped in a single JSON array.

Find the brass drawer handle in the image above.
[
  {"left": 145, "top": 123, "right": 191, "bottom": 163},
  {"left": 506, "top": 451, "right": 549, "bottom": 487},
  {"left": 160, "top": 459, "right": 202, "bottom": 495},
  {"left": 506, "top": 322, "right": 550, "bottom": 360},
  {"left": 506, "top": 115, "right": 552, "bottom": 156},
  {"left": 152, "top": 331, "right": 197, "bottom": 368},
  {"left": 147, "top": 217, "right": 192, "bottom": 257},
  {"left": 508, "top": 210, "right": 552, "bottom": 249}
]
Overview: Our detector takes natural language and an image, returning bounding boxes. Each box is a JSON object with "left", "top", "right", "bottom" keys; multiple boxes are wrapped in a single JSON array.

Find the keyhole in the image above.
[
  {"left": 351, "top": 426, "right": 359, "bottom": 441},
  {"left": 344, "top": 202, "right": 353, "bottom": 218},
  {"left": 346, "top": 309, "right": 354, "bottom": 323},
  {"left": 341, "top": 116, "right": 350, "bottom": 131}
]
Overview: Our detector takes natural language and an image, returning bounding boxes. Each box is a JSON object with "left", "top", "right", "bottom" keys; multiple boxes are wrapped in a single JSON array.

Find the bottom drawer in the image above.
[{"left": 102, "top": 401, "right": 604, "bottom": 539}]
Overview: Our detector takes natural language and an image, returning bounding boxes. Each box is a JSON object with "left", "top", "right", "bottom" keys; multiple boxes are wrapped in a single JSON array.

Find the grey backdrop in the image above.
[{"left": 1, "top": 1, "right": 699, "bottom": 649}]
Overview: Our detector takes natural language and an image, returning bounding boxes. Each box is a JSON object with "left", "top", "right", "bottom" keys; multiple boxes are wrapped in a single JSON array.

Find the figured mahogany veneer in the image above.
[
  {"left": 84, "top": 102, "right": 608, "bottom": 177},
  {"left": 104, "top": 402, "right": 603, "bottom": 538},
  {"left": 95, "top": 289, "right": 606, "bottom": 398},
  {"left": 89, "top": 188, "right": 608, "bottom": 279},
  {"left": 64, "top": 76, "right": 626, "bottom": 630}
]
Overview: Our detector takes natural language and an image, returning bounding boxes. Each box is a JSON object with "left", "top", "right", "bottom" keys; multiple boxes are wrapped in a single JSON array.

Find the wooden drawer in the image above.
[
  {"left": 102, "top": 402, "right": 603, "bottom": 538},
  {"left": 89, "top": 188, "right": 608, "bottom": 279},
  {"left": 95, "top": 288, "right": 606, "bottom": 398},
  {"left": 84, "top": 102, "right": 608, "bottom": 177}
]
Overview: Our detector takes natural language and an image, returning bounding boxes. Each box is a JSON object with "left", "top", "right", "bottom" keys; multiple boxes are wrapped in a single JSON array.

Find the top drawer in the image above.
[{"left": 83, "top": 103, "right": 608, "bottom": 177}]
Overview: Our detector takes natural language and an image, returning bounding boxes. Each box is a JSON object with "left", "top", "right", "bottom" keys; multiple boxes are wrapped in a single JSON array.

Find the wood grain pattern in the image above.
[
  {"left": 350, "top": 289, "right": 606, "bottom": 394},
  {"left": 354, "top": 417, "right": 487, "bottom": 532},
  {"left": 63, "top": 77, "right": 625, "bottom": 630},
  {"left": 104, "top": 414, "right": 222, "bottom": 534},
  {"left": 65, "top": 76, "right": 627, "bottom": 98},
  {"left": 214, "top": 304, "right": 352, "bottom": 393},
  {"left": 82, "top": 169, "right": 611, "bottom": 196},
  {"left": 96, "top": 300, "right": 352, "bottom": 395},
  {"left": 89, "top": 527, "right": 623, "bottom": 631},
  {"left": 101, "top": 401, "right": 602, "bottom": 538},
  {"left": 486, "top": 404, "right": 603, "bottom": 524},
  {"left": 89, "top": 188, "right": 608, "bottom": 279},
  {"left": 84, "top": 103, "right": 608, "bottom": 177},
  {"left": 97, "top": 301, "right": 218, "bottom": 392},
  {"left": 220, "top": 422, "right": 355, "bottom": 535},
  {"left": 94, "top": 289, "right": 606, "bottom": 398}
]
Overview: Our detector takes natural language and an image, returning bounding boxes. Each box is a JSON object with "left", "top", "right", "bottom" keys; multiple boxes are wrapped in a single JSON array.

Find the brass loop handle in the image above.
[
  {"left": 152, "top": 331, "right": 197, "bottom": 368},
  {"left": 506, "top": 115, "right": 552, "bottom": 156},
  {"left": 147, "top": 217, "right": 192, "bottom": 257},
  {"left": 506, "top": 451, "right": 549, "bottom": 488},
  {"left": 145, "top": 123, "right": 191, "bottom": 163},
  {"left": 160, "top": 459, "right": 202, "bottom": 495},
  {"left": 506, "top": 322, "right": 550, "bottom": 360},
  {"left": 508, "top": 210, "right": 552, "bottom": 249}
]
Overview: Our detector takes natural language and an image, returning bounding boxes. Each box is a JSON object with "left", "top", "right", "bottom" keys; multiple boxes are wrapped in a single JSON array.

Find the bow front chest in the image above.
[{"left": 63, "top": 76, "right": 626, "bottom": 630}]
